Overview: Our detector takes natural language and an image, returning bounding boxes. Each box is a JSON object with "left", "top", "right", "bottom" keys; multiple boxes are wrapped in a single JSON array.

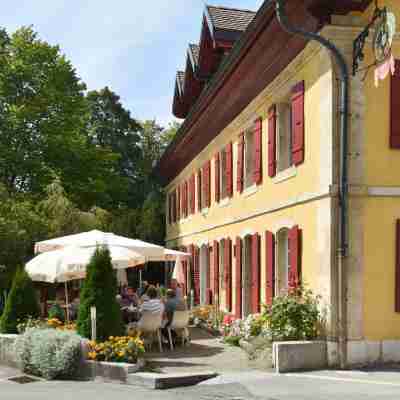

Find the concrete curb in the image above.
[
  {"left": 127, "top": 371, "right": 218, "bottom": 389},
  {"left": 81, "top": 359, "right": 145, "bottom": 383}
]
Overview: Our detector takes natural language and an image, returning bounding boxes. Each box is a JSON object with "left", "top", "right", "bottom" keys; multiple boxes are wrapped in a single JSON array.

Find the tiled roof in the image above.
[
  {"left": 176, "top": 71, "right": 185, "bottom": 94},
  {"left": 188, "top": 43, "right": 200, "bottom": 66},
  {"left": 206, "top": 5, "right": 256, "bottom": 32}
]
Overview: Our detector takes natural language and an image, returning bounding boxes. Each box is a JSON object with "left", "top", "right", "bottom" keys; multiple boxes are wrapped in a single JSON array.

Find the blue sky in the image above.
[{"left": 2, "top": 0, "right": 264, "bottom": 127}]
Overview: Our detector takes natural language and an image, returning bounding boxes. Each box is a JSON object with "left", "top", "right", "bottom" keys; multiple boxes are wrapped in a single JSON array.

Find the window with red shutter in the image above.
[
  {"left": 291, "top": 81, "right": 305, "bottom": 165},
  {"left": 251, "top": 233, "right": 261, "bottom": 313},
  {"left": 226, "top": 142, "right": 233, "bottom": 197},
  {"left": 237, "top": 134, "right": 244, "bottom": 193},
  {"left": 253, "top": 118, "right": 263, "bottom": 185},
  {"left": 215, "top": 153, "right": 220, "bottom": 203},
  {"left": 288, "top": 225, "right": 301, "bottom": 289},
  {"left": 395, "top": 220, "right": 400, "bottom": 312},
  {"left": 225, "top": 238, "right": 232, "bottom": 312},
  {"left": 268, "top": 105, "right": 277, "bottom": 177},
  {"left": 391, "top": 61, "right": 400, "bottom": 149},
  {"left": 235, "top": 237, "right": 242, "bottom": 319},
  {"left": 265, "top": 231, "right": 275, "bottom": 306},
  {"left": 197, "top": 170, "right": 202, "bottom": 212}
]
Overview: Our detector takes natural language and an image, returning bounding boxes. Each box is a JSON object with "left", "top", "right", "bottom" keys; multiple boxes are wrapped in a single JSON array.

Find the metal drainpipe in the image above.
[{"left": 274, "top": 0, "right": 350, "bottom": 369}]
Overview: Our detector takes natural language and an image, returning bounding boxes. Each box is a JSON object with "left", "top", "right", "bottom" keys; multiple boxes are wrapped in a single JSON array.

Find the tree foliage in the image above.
[
  {"left": 0, "top": 25, "right": 179, "bottom": 291},
  {"left": 77, "top": 247, "right": 123, "bottom": 340}
]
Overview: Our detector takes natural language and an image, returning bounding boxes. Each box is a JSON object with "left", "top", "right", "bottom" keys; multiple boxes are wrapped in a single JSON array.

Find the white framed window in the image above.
[
  {"left": 276, "top": 101, "right": 293, "bottom": 173},
  {"left": 243, "top": 128, "right": 255, "bottom": 190},
  {"left": 276, "top": 228, "right": 290, "bottom": 295}
]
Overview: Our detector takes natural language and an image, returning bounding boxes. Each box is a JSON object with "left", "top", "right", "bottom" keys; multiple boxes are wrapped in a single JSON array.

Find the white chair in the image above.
[
  {"left": 167, "top": 310, "right": 190, "bottom": 351},
  {"left": 137, "top": 311, "right": 163, "bottom": 352}
]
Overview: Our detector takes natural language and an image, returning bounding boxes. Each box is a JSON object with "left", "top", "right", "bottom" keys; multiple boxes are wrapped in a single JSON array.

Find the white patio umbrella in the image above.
[
  {"left": 26, "top": 245, "right": 146, "bottom": 322},
  {"left": 34, "top": 230, "right": 165, "bottom": 260},
  {"left": 26, "top": 246, "right": 146, "bottom": 284}
]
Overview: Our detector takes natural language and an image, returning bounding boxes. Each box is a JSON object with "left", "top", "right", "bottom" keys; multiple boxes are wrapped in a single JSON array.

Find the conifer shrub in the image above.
[
  {"left": 0, "top": 268, "right": 40, "bottom": 334},
  {"left": 77, "top": 246, "right": 123, "bottom": 341}
]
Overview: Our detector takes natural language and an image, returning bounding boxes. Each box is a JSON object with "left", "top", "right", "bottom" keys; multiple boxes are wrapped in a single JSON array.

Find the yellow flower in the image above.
[{"left": 88, "top": 352, "right": 97, "bottom": 360}]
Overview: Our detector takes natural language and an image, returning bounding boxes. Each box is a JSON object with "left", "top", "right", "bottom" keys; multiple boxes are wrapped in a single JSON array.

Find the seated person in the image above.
[
  {"left": 162, "top": 289, "right": 187, "bottom": 342},
  {"left": 69, "top": 297, "right": 80, "bottom": 321},
  {"left": 139, "top": 285, "right": 164, "bottom": 315},
  {"left": 138, "top": 281, "right": 149, "bottom": 298},
  {"left": 125, "top": 287, "right": 139, "bottom": 307}
]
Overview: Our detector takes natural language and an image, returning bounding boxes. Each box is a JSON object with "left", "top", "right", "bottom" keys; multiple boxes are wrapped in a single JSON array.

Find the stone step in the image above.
[{"left": 126, "top": 371, "right": 218, "bottom": 390}]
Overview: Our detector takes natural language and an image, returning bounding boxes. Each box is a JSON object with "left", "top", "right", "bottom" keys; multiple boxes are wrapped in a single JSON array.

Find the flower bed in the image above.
[
  {"left": 17, "top": 317, "right": 76, "bottom": 333},
  {"left": 221, "top": 288, "right": 324, "bottom": 347},
  {"left": 86, "top": 336, "right": 144, "bottom": 364}
]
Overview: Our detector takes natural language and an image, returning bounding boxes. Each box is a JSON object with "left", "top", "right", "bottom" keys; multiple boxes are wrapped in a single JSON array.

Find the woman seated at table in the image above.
[{"left": 139, "top": 285, "right": 164, "bottom": 315}]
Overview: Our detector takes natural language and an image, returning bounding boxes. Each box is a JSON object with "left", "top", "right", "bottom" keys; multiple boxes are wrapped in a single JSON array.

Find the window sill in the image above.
[
  {"left": 242, "top": 184, "right": 258, "bottom": 198},
  {"left": 272, "top": 166, "right": 297, "bottom": 184},
  {"left": 218, "top": 197, "right": 231, "bottom": 208}
]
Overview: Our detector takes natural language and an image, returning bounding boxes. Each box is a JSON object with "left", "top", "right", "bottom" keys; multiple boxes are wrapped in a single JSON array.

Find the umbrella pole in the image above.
[{"left": 64, "top": 281, "right": 70, "bottom": 323}]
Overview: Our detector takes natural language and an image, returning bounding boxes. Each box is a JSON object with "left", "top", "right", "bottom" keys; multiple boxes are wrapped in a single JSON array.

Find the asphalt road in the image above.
[{"left": 3, "top": 368, "right": 400, "bottom": 399}]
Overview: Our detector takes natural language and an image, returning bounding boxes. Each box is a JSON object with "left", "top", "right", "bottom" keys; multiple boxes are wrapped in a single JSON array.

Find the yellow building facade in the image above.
[{"left": 158, "top": 1, "right": 400, "bottom": 366}]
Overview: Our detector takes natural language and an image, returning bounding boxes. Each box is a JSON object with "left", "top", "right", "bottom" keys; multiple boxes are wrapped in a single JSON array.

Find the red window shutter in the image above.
[
  {"left": 235, "top": 237, "right": 242, "bottom": 319},
  {"left": 215, "top": 153, "right": 220, "bottom": 203},
  {"left": 237, "top": 134, "right": 244, "bottom": 193},
  {"left": 265, "top": 231, "right": 275, "bottom": 306},
  {"left": 251, "top": 233, "right": 261, "bottom": 313},
  {"left": 391, "top": 61, "right": 400, "bottom": 149},
  {"left": 225, "top": 238, "right": 232, "bottom": 312},
  {"left": 291, "top": 81, "right": 305, "bottom": 165},
  {"left": 289, "top": 225, "right": 302, "bottom": 289},
  {"left": 213, "top": 240, "right": 219, "bottom": 303},
  {"left": 202, "top": 162, "right": 210, "bottom": 208},
  {"left": 396, "top": 220, "right": 400, "bottom": 312},
  {"left": 253, "top": 118, "right": 263, "bottom": 185},
  {"left": 197, "top": 170, "right": 202, "bottom": 212},
  {"left": 194, "top": 246, "right": 200, "bottom": 304},
  {"left": 190, "top": 174, "right": 196, "bottom": 214},
  {"left": 226, "top": 142, "right": 233, "bottom": 197},
  {"left": 180, "top": 246, "right": 187, "bottom": 296},
  {"left": 268, "top": 105, "right": 277, "bottom": 178},
  {"left": 205, "top": 245, "right": 212, "bottom": 305}
]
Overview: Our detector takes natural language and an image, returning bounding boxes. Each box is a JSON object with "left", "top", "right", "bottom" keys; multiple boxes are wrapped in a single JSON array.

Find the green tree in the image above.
[
  {"left": 0, "top": 268, "right": 40, "bottom": 333},
  {"left": 0, "top": 26, "right": 120, "bottom": 209},
  {"left": 77, "top": 246, "right": 123, "bottom": 341},
  {"left": 86, "top": 87, "right": 142, "bottom": 208}
]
